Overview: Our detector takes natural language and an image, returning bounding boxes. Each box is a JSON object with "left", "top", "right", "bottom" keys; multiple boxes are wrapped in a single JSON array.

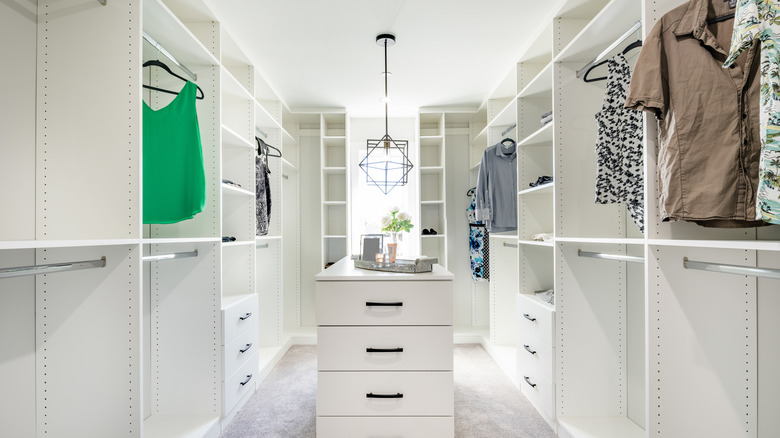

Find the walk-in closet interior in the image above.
[{"left": 2, "top": 0, "right": 779, "bottom": 437}]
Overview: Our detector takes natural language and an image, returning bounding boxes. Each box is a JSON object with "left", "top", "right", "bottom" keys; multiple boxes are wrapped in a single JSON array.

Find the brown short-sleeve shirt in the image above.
[{"left": 625, "top": 0, "right": 764, "bottom": 227}]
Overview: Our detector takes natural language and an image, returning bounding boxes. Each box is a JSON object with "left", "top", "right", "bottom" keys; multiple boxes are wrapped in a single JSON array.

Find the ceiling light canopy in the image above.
[{"left": 359, "top": 34, "right": 413, "bottom": 195}]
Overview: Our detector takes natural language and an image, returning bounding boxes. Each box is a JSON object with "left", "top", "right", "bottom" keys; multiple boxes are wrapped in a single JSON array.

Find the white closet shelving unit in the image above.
[
  {"left": 468, "top": 0, "right": 780, "bottom": 437},
  {"left": 320, "top": 113, "right": 350, "bottom": 269},
  {"left": 418, "top": 112, "right": 448, "bottom": 266},
  {"left": 1, "top": 0, "right": 300, "bottom": 436}
]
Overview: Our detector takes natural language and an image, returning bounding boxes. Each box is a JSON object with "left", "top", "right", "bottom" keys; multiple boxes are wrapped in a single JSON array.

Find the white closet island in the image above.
[{"left": 315, "top": 257, "right": 454, "bottom": 438}]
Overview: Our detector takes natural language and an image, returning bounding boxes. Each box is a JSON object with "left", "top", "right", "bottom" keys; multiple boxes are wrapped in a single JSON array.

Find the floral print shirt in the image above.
[{"left": 725, "top": 0, "right": 780, "bottom": 224}]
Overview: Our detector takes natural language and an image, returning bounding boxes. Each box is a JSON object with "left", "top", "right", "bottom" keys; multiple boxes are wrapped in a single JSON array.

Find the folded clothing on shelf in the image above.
[
  {"left": 531, "top": 232, "right": 553, "bottom": 242},
  {"left": 534, "top": 289, "right": 555, "bottom": 305},
  {"left": 529, "top": 175, "right": 553, "bottom": 187},
  {"left": 222, "top": 236, "right": 236, "bottom": 242},
  {"left": 540, "top": 110, "right": 553, "bottom": 126}
]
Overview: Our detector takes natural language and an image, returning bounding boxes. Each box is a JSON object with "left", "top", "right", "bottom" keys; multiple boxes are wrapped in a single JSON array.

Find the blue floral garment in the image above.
[
  {"left": 467, "top": 189, "right": 489, "bottom": 281},
  {"left": 725, "top": 0, "right": 780, "bottom": 224}
]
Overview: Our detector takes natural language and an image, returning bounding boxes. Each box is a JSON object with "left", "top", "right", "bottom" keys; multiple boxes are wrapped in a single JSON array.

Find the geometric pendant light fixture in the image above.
[{"left": 359, "top": 33, "right": 414, "bottom": 195}]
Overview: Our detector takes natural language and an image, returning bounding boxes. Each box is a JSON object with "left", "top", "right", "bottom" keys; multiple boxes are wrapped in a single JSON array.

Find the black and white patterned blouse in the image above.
[
  {"left": 594, "top": 53, "right": 644, "bottom": 233},
  {"left": 256, "top": 154, "right": 271, "bottom": 236}
]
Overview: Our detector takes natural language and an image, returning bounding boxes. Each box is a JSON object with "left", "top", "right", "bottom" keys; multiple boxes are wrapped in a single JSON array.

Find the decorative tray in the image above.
[{"left": 353, "top": 256, "right": 438, "bottom": 273}]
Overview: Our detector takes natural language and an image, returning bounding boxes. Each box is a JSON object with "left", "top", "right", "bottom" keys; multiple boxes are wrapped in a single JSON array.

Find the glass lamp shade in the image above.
[{"left": 359, "top": 134, "right": 413, "bottom": 195}]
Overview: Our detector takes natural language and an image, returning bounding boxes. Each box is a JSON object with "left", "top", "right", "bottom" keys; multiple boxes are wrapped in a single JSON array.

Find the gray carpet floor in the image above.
[{"left": 221, "top": 344, "right": 557, "bottom": 438}]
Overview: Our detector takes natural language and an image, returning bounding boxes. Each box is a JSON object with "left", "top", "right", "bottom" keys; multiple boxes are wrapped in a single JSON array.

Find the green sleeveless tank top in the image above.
[{"left": 143, "top": 81, "right": 206, "bottom": 224}]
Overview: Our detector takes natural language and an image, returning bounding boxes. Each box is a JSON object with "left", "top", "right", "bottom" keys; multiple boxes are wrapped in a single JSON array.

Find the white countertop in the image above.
[{"left": 315, "top": 256, "right": 454, "bottom": 281}]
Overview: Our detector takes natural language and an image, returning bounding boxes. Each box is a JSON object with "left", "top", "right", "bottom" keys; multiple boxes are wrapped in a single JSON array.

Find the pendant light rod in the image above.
[{"left": 377, "top": 34, "right": 396, "bottom": 138}]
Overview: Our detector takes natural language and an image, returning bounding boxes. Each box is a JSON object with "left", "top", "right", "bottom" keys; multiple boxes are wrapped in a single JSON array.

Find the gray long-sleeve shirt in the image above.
[{"left": 475, "top": 140, "right": 517, "bottom": 233}]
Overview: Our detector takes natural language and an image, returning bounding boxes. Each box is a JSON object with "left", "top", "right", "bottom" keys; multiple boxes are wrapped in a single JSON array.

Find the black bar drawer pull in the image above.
[
  {"left": 240, "top": 343, "right": 252, "bottom": 353},
  {"left": 239, "top": 312, "right": 252, "bottom": 320},
  {"left": 523, "top": 376, "right": 537, "bottom": 388},
  {"left": 240, "top": 374, "right": 253, "bottom": 386},
  {"left": 366, "top": 392, "right": 403, "bottom": 399},
  {"left": 366, "top": 347, "right": 404, "bottom": 353},
  {"left": 523, "top": 344, "right": 537, "bottom": 355},
  {"left": 523, "top": 313, "right": 536, "bottom": 322},
  {"left": 366, "top": 301, "right": 403, "bottom": 307}
]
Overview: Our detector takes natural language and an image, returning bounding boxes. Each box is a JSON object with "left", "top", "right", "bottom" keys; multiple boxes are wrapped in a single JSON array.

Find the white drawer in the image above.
[
  {"left": 516, "top": 293, "right": 554, "bottom": 346},
  {"left": 318, "top": 326, "right": 453, "bottom": 371},
  {"left": 317, "top": 416, "right": 454, "bottom": 438},
  {"left": 223, "top": 319, "right": 259, "bottom": 380},
  {"left": 316, "top": 280, "right": 452, "bottom": 326},
  {"left": 224, "top": 352, "right": 258, "bottom": 414},
  {"left": 519, "top": 371, "right": 554, "bottom": 421},
  {"left": 317, "top": 371, "right": 453, "bottom": 416},
  {"left": 222, "top": 294, "right": 258, "bottom": 344},
  {"left": 516, "top": 327, "right": 554, "bottom": 382}
]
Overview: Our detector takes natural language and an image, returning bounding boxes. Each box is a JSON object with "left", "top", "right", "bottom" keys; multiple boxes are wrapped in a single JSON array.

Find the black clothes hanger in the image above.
[
  {"left": 467, "top": 187, "right": 476, "bottom": 197},
  {"left": 255, "top": 136, "right": 282, "bottom": 158},
  {"left": 707, "top": 13, "right": 735, "bottom": 24},
  {"left": 583, "top": 40, "right": 643, "bottom": 83},
  {"left": 143, "top": 60, "right": 205, "bottom": 100},
  {"left": 622, "top": 39, "right": 642, "bottom": 55}
]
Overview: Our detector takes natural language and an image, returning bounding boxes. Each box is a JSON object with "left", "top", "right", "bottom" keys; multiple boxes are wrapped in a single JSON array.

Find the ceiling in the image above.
[{"left": 202, "top": 0, "right": 562, "bottom": 118}]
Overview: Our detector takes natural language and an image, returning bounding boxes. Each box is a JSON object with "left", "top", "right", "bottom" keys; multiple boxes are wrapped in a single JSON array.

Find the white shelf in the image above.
[
  {"left": 323, "top": 235, "right": 347, "bottom": 239},
  {"left": 420, "top": 135, "right": 444, "bottom": 140},
  {"left": 557, "top": 237, "right": 645, "bottom": 245},
  {"left": 420, "top": 166, "right": 445, "bottom": 174},
  {"left": 421, "top": 200, "right": 445, "bottom": 205},
  {"left": 221, "top": 66, "right": 253, "bottom": 101},
  {"left": 222, "top": 125, "right": 253, "bottom": 149},
  {"left": 322, "top": 167, "right": 346, "bottom": 174},
  {"left": 518, "top": 182, "right": 554, "bottom": 196},
  {"left": 491, "top": 233, "right": 519, "bottom": 240},
  {"left": 518, "top": 122, "right": 554, "bottom": 147},
  {"left": 518, "top": 62, "right": 553, "bottom": 98},
  {"left": 323, "top": 201, "right": 347, "bottom": 206},
  {"left": 143, "top": 414, "right": 221, "bottom": 438},
  {"left": 143, "top": 237, "right": 220, "bottom": 245},
  {"left": 222, "top": 240, "right": 254, "bottom": 247},
  {"left": 555, "top": 0, "right": 642, "bottom": 64},
  {"left": 255, "top": 235, "right": 282, "bottom": 243},
  {"left": 0, "top": 239, "right": 141, "bottom": 250},
  {"left": 421, "top": 234, "right": 445, "bottom": 238},
  {"left": 647, "top": 238, "right": 780, "bottom": 251},
  {"left": 518, "top": 239, "right": 554, "bottom": 247},
  {"left": 487, "top": 99, "right": 517, "bottom": 128},
  {"left": 255, "top": 102, "right": 295, "bottom": 142},
  {"left": 221, "top": 183, "right": 254, "bottom": 197},
  {"left": 558, "top": 416, "right": 645, "bottom": 438},
  {"left": 142, "top": 0, "right": 219, "bottom": 68}
]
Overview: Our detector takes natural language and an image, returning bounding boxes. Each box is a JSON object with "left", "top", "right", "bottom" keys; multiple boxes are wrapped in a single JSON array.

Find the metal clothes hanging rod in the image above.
[
  {"left": 683, "top": 258, "right": 780, "bottom": 280},
  {"left": 503, "top": 242, "right": 518, "bottom": 248},
  {"left": 256, "top": 243, "right": 269, "bottom": 249},
  {"left": 142, "top": 31, "right": 198, "bottom": 82},
  {"left": 501, "top": 123, "right": 517, "bottom": 137},
  {"left": 576, "top": 20, "right": 642, "bottom": 78},
  {"left": 142, "top": 250, "right": 198, "bottom": 262},
  {"left": 256, "top": 127, "right": 268, "bottom": 139},
  {"left": 578, "top": 249, "right": 644, "bottom": 264},
  {"left": 0, "top": 257, "right": 106, "bottom": 279},
  {"left": 98, "top": 0, "right": 107, "bottom": 5}
]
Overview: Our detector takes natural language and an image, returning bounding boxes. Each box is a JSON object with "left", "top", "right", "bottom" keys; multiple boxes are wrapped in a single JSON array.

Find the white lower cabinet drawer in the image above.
[
  {"left": 223, "top": 320, "right": 259, "bottom": 380},
  {"left": 316, "top": 281, "right": 453, "bottom": 326},
  {"left": 516, "top": 293, "right": 554, "bottom": 346},
  {"left": 519, "top": 371, "right": 554, "bottom": 420},
  {"left": 317, "top": 416, "right": 454, "bottom": 438},
  {"left": 224, "top": 352, "right": 258, "bottom": 414},
  {"left": 516, "top": 327, "right": 553, "bottom": 382},
  {"left": 318, "top": 326, "right": 453, "bottom": 371},
  {"left": 317, "top": 371, "right": 453, "bottom": 416},
  {"left": 222, "top": 294, "right": 258, "bottom": 344}
]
